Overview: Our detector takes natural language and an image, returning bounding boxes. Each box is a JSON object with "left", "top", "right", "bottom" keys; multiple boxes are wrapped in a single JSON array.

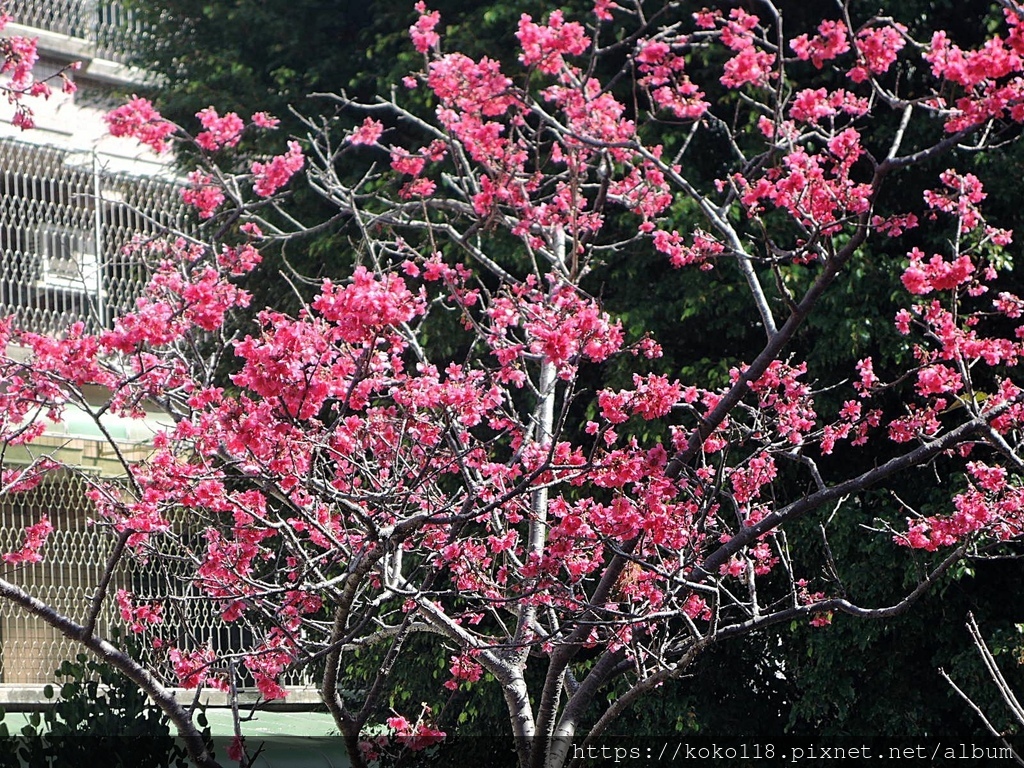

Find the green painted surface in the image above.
[
  {"left": 201, "top": 710, "right": 351, "bottom": 768},
  {"left": 48, "top": 408, "right": 173, "bottom": 445}
]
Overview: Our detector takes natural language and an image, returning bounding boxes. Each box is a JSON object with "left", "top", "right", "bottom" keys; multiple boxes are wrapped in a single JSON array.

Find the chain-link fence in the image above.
[
  {"left": 0, "top": 137, "right": 316, "bottom": 694},
  {"left": 0, "top": 136, "right": 314, "bottom": 692}
]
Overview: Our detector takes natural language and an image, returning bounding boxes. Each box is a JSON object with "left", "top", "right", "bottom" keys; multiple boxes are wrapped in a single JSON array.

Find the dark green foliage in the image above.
[
  {"left": 124, "top": 0, "right": 376, "bottom": 129},
  {"left": 781, "top": 497, "right": 1024, "bottom": 748},
  {"left": 0, "top": 654, "right": 193, "bottom": 768}
]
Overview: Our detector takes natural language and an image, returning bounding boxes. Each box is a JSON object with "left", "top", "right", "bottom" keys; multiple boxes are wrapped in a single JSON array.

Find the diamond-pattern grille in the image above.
[
  {"left": 5, "top": 0, "right": 140, "bottom": 64},
  {"left": 0, "top": 470, "right": 310, "bottom": 688},
  {"left": 0, "top": 138, "right": 311, "bottom": 691},
  {"left": 0, "top": 138, "right": 185, "bottom": 336},
  {"left": 0, "top": 471, "right": 114, "bottom": 684}
]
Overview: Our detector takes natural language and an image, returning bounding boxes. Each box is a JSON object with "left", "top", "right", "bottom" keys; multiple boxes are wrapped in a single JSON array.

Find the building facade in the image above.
[{"left": 0, "top": 1, "right": 269, "bottom": 701}]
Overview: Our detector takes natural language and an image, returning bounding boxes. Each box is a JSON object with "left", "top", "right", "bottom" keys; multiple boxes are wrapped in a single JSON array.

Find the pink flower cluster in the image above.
[
  {"left": 651, "top": 228, "right": 724, "bottom": 269},
  {"left": 923, "top": 170, "right": 988, "bottom": 233},
  {"left": 517, "top": 10, "right": 589, "bottom": 75},
  {"left": 312, "top": 266, "right": 424, "bottom": 345},
  {"left": 901, "top": 478, "right": 1024, "bottom": 552},
  {"left": 736, "top": 129, "right": 871, "bottom": 234},
  {"left": 443, "top": 653, "right": 483, "bottom": 690},
  {"left": 796, "top": 580, "right": 833, "bottom": 627},
  {"left": 924, "top": 11, "right": 1024, "bottom": 130},
  {"left": 0, "top": 29, "right": 64, "bottom": 129},
  {"left": 105, "top": 97, "right": 176, "bottom": 153},
  {"left": 251, "top": 140, "right": 304, "bottom": 197},
  {"left": 115, "top": 589, "right": 163, "bottom": 634},
  {"left": 788, "top": 88, "right": 868, "bottom": 124},
  {"left": 195, "top": 107, "right": 244, "bottom": 151},
  {"left": 901, "top": 249, "right": 975, "bottom": 295},
  {"left": 362, "top": 708, "right": 446, "bottom": 760},
  {"left": 348, "top": 116, "right": 383, "bottom": 146},
  {"left": 2, "top": 515, "right": 53, "bottom": 564},
  {"left": 7, "top": 3, "right": 1024, "bottom": 751},
  {"left": 635, "top": 38, "right": 708, "bottom": 119},
  {"left": 410, "top": 2, "right": 440, "bottom": 54},
  {"left": 243, "top": 631, "right": 294, "bottom": 700},
  {"left": 598, "top": 374, "right": 683, "bottom": 424},
  {"left": 715, "top": 9, "right": 776, "bottom": 89},
  {"left": 848, "top": 23, "right": 907, "bottom": 83},
  {"left": 1, "top": 37, "right": 48, "bottom": 123},
  {"left": 486, "top": 279, "right": 624, "bottom": 381},
  {"left": 168, "top": 646, "right": 224, "bottom": 690},
  {"left": 745, "top": 360, "right": 817, "bottom": 444},
  {"left": 181, "top": 170, "right": 225, "bottom": 219},
  {"left": 790, "top": 19, "right": 850, "bottom": 68}
]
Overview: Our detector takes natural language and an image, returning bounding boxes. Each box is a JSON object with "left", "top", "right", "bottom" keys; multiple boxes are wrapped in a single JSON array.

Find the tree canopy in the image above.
[{"left": 3, "top": 2, "right": 1024, "bottom": 766}]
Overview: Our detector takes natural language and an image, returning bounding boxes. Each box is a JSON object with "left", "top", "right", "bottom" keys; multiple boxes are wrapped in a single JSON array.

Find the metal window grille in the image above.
[
  {"left": 0, "top": 470, "right": 312, "bottom": 689},
  {"left": 0, "top": 138, "right": 186, "bottom": 336},
  {"left": 5, "top": 0, "right": 140, "bottom": 64},
  {"left": 0, "top": 472, "right": 198, "bottom": 686},
  {"left": 0, "top": 138, "right": 313, "bottom": 692},
  {"left": 0, "top": 470, "right": 115, "bottom": 684}
]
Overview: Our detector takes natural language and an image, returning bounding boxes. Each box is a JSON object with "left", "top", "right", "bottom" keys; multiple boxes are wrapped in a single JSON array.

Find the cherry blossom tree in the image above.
[{"left": 4, "top": 2, "right": 1024, "bottom": 767}]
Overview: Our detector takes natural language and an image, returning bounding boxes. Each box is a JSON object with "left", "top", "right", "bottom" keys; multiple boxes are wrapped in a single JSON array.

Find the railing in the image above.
[{"left": 5, "top": 0, "right": 141, "bottom": 64}]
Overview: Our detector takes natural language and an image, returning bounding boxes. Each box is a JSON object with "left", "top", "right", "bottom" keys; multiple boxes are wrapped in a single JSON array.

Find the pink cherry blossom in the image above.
[
  {"left": 105, "top": 96, "right": 176, "bottom": 153},
  {"left": 790, "top": 19, "right": 850, "bottom": 68},
  {"left": 9, "top": 8, "right": 1024, "bottom": 768},
  {"left": 410, "top": 2, "right": 440, "bottom": 54},
  {"left": 2, "top": 515, "right": 52, "bottom": 564},
  {"left": 181, "top": 170, "right": 225, "bottom": 219},
  {"left": 195, "top": 106, "right": 245, "bottom": 150},
  {"left": 517, "top": 11, "right": 590, "bottom": 75},
  {"left": 251, "top": 140, "right": 304, "bottom": 197},
  {"left": 348, "top": 116, "right": 384, "bottom": 145}
]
